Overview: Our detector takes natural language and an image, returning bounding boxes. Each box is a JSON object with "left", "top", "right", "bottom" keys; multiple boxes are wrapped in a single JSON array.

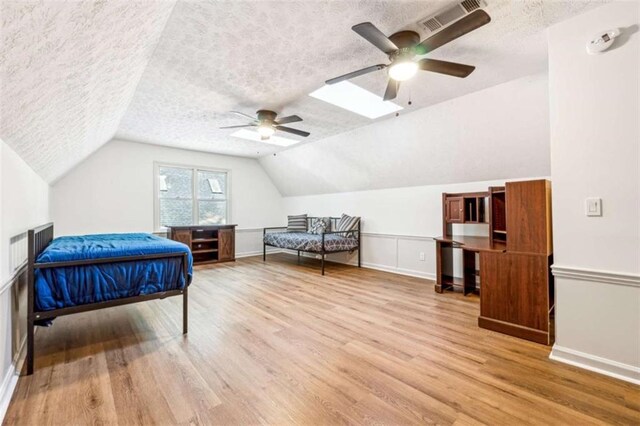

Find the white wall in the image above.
[
  {"left": 0, "top": 140, "right": 50, "bottom": 419},
  {"left": 51, "top": 139, "right": 285, "bottom": 256},
  {"left": 282, "top": 177, "right": 546, "bottom": 279},
  {"left": 547, "top": 1, "right": 639, "bottom": 384},
  {"left": 261, "top": 73, "right": 550, "bottom": 196}
]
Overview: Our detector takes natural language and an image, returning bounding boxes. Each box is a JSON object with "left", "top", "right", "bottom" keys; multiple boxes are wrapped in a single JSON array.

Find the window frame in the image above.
[{"left": 153, "top": 161, "right": 231, "bottom": 232}]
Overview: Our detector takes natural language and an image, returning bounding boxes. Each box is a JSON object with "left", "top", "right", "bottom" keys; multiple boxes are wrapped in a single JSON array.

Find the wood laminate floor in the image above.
[{"left": 4, "top": 254, "right": 640, "bottom": 425}]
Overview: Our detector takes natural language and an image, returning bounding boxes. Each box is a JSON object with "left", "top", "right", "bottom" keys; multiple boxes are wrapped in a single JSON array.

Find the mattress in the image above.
[
  {"left": 34, "top": 233, "right": 193, "bottom": 312},
  {"left": 264, "top": 232, "right": 359, "bottom": 253}
]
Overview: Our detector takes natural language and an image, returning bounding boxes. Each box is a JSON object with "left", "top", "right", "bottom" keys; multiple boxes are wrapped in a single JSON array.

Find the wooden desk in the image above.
[
  {"left": 435, "top": 180, "right": 554, "bottom": 345},
  {"left": 435, "top": 236, "right": 505, "bottom": 295}
]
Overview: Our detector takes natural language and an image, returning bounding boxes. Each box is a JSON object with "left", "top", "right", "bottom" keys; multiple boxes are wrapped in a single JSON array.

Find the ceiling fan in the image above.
[
  {"left": 219, "top": 110, "right": 310, "bottom": 140},
  {"left": 325, "top": 10, "right": 491, "bottom": 101}
]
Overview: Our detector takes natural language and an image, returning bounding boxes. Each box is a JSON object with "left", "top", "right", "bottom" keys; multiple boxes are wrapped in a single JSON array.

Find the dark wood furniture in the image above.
[
  {"left": 27, "top": 223, "right": 190, "bottom": 375},
  {"left": 436, "top": 180, "right": 554, "bottom": 345},
  {"left": 435, "top": 236, "right": 505, "bottom": 295},
  {"left": 167, "top": 225, "right": 237, "bottom": 265},
  {"left": 263, "top": 217, "right": 361, "bottom": 275}
]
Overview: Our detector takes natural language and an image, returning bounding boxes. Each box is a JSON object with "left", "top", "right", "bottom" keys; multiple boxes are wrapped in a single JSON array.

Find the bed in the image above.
[
  {"left": 263, "top": 216, "right": 361, "bottom": 275},
  {"left": 26, "top": 223, "right": 193, "bottom": 375}
]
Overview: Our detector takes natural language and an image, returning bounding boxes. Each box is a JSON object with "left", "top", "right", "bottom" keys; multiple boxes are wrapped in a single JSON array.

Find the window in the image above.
[{"left": 155, "top": 164, "right": 229, "bottom": 230}]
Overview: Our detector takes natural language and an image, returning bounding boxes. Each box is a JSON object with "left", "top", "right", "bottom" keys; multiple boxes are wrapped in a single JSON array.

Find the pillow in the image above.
[
  {"left": 287, "top": 214, "right": 308, "bottom": 232},
  {"left": 336, "top": 214, "right": 360, "bottom": 232},
  {"left": 308, "top": 217, "right": 330, "bottom": 234}
]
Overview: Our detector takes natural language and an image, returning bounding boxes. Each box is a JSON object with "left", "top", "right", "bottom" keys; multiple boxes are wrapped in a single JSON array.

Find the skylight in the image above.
[
  {"left": 230, "top": 129, "right": 300, "bottom": 147},
  {"left": 309, "top": 81, "right": 403, "bottom": 119}
]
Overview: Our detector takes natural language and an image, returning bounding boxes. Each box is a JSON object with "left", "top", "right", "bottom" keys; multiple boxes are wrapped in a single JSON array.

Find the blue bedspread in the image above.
[{"left": 35, "top": 233, "right": 193, "bottom": 312}]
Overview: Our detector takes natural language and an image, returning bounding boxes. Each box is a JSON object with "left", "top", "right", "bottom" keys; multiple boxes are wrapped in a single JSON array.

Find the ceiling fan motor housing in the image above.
[
  {"left": 256, "top": 109, "right": 277, "bottom": 123},
  {"left": 388, "top": 31, "right": 422, "bottom": 62}
]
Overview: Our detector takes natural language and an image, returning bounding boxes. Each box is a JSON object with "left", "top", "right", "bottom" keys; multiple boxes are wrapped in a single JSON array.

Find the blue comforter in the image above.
[{"left": 35, "top": 233, "right": 193, "bottom": 312}]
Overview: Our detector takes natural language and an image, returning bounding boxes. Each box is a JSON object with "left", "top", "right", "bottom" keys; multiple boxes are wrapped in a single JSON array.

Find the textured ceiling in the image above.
[
  {"left": 0, "top": 0, "right": 175, "bottom": 182},
  {"left": 0, "top": 0, "right": 607, "bottom": 182},
  {"left": 116, "top": 0, "right": 606, "bottom": 157}
]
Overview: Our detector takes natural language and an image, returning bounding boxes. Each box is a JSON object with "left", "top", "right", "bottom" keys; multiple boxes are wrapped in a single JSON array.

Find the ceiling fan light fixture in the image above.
[
  {"left": 388, "top": 60, "right": 418, "bottom": 81},
  {"left": 257, "top": 124, "right": 275, "bottom": 138}
]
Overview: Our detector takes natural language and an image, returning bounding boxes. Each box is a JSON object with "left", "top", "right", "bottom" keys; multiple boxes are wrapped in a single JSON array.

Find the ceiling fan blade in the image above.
[
  {"left": 275, "top": 126, "right": 310, "bottom": 137},
  {"left": 219, "top": 124, "right": 256, "bottom": 129},
  {"left": 275, "top": 115, "right": 303, "bottom": 125},
  {"left": 326, "top": 64, "right": 387, "bottom": 85},
  {"left": 418, "top": 58, "right": 475, "bottom": 78},
  {"left": 352, "top": 22, "right": 398, "bottom": 54},
  {"left": 229, "top": 111, "right": 257, "bottom": 121},
  {"left": 416, "top": 10, "right": 491, "bottom": 55},
  {"left": 383, "top": 79, "right": 399, "bottom": 101}
]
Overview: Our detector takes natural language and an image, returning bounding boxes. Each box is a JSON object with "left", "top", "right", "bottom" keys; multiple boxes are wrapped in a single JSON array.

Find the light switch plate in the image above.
[{"left": 585, "top": 197, "right": 602, "bottom": 216}]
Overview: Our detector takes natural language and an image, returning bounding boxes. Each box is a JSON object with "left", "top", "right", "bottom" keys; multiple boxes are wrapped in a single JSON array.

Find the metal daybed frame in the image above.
[{"left": 262, "top": 216, "right": 361, "bottom": 275}]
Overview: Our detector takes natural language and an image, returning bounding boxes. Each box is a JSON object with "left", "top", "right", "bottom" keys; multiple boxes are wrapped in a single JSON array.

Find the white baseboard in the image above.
[
  {"left": 236, "top": 248, "right": 282, "bottom": 259},
  {"left": 550, "top": 345, "right": 640, "bottom": 385},
  {"left": 279, "top": 249, "right": 434, "bottom": 281},
  {"left": 0, "top": 363, "right": 18, "bottom": 424},
  {"left": 359, "top": 261, "right": 435, "bottom": 281}
]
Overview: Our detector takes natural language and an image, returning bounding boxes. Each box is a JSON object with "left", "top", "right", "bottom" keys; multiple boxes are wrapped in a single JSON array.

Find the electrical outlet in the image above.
[{"left": 419, "top": 252, "right": 425, "bottom": 261}]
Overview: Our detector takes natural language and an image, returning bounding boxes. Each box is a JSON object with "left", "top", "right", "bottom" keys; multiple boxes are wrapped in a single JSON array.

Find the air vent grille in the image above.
[
  {"left": 423, "top": 18, "right": 442, "bottom": 32},
  {"left": 418, "top": 0, "right": 486, "bottom": 33},
  {"left": 436, "top": 5, "right": 466, "bottom": 27},
  {"left": 461, "top": 0, "right": 481, "bottom": 13}
]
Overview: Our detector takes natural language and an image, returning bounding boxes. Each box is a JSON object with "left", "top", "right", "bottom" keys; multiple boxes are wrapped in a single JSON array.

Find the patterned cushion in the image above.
[
  {"left": 308, "top": 217, "right": 330, "bottom": 234},
  {"left": 336, "top": 214, "right": 360, "bottom": 232},
  {"left": 264, "top": 232, "right": 359, "bottom": 252},
  {"left": 287, "top": 214, "right": 307, "bottom": 232}
]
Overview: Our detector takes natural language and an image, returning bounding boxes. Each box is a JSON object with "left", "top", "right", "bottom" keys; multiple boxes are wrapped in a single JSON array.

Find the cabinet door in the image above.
[
  {"left": 480, "top": 252, "right": 510, "bottom": 322},
  {"left": 218, "top": 228, "right": 235, "bottom": 261},
  {"left": 446, "top": 197, "right": 465, "bottom": 223},
  {"left": 506, "top": 180, "right": 551, "bottom": 254},
  {"left": 480, "top": 252, "right": 549, "bottom": 332},
  {"left": 172, "top": 229, "right": 191, "bottom": 246}
]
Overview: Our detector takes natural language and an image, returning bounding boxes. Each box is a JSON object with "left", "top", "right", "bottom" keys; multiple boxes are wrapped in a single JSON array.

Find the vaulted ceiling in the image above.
[{"left": 1, "top": 0, "right": 606, "bottom": 182}]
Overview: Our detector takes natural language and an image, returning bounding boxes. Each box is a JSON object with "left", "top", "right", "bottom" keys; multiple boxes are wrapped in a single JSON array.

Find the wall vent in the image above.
[
  {"left": 417, "top": 0, "right": 486, "bottom": 34},
  {"left": 461, "top": 0, "right": 482, "bottom": 13}
]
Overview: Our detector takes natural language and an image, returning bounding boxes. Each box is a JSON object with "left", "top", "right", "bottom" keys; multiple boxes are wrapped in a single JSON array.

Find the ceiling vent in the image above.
[{"left": 417, "top": 0, "right": 486, "bottom": 34}]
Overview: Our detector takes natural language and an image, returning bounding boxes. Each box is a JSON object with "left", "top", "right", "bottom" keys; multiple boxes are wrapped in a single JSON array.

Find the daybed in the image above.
[
  {"left": 26, "top": 223, "right": 192, "bottom": 375},
  {"left": 263, "top": 215, "right": 361, "bottom": 275}
]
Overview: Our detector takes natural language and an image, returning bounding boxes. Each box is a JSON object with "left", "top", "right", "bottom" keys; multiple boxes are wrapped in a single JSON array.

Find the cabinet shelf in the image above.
[
  {"left": 167, "top": 225, "right": 236, "bottom": 265},
  {"left": 193, "top": 248, "right": 218, "bottom": 254}
]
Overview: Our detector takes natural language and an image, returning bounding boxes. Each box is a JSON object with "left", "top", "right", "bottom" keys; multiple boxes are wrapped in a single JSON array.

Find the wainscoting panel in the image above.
[
  {"left": 397, "top": 237, "right": 436, "bottom": 279},
  {"left": 289, "top": 233, "right": 437, "bottom": 280},
  {"left": 236, "top": 228, "right": 281, "bottom": 258},
  {"left": 551, "top": 265, "right": 640, "bottom": 385},
  {"left": 0, "top": 232, "right": 29, "bottom": 421}
]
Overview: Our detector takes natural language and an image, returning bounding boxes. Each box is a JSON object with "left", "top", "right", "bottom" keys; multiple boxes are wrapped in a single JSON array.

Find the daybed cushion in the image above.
[
  {"left": 287, "top": 214, "right": 307, "bottom": 232},
  {"left": 337, "top": 214, "right": 360, "bottom": 232},
  {"left": 309, "top": 217, "right": 331, "bottom": 234},
  {"left": 264, "top": 232, "right": 358, "bottom": 252}
]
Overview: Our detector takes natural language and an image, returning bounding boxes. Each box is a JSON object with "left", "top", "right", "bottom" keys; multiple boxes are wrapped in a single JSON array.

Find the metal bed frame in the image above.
[
  {"left": 26, "top": 223, "right": 190, "bottom": 375},
  {"left": 263, "top": 217, "right": 361, "bottom": 275}
]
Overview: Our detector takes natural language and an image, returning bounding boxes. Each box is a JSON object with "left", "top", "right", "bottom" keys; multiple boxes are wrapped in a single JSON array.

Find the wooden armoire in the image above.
[{"left": 479, "top": 180, "right": 553, "bottom": 344}]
